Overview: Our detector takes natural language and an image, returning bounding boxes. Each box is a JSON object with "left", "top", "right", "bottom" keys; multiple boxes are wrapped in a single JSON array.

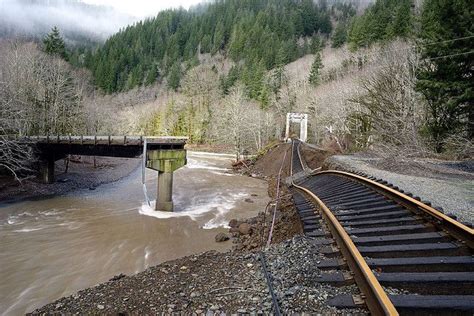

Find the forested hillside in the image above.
[
  {"left": 86, "top": 0, "right": 415, "bottom": 100},
  {"left": 348, "top": 0, "right": 412, "bottom": 49},
  {"left": 87, "top": 0, "right": 338, "bottom": 93}
]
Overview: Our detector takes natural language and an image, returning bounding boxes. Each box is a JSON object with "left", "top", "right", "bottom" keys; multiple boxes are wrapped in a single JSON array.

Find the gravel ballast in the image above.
[
  {"left": 325, "top": 155, "right": 474, "bottom": 224},
  {"left": 265, "top": 236, "right": 366, "bottom": 314},
  {"left": 32, "top": 251, "right": 271, "bottom": 314},
  {"left": 33, "top": 236, "right": 366, "bottom": 315}
]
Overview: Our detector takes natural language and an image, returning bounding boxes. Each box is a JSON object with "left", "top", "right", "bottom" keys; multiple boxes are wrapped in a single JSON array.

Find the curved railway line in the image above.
[{"left": 288, "top": 139, "right": 474, "bottom": 315}]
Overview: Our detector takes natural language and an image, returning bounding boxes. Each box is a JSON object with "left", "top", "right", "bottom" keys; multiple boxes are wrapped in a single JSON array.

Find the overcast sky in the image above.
[{"left": 82, "top": 0, "right": 205, "bottom": 18}]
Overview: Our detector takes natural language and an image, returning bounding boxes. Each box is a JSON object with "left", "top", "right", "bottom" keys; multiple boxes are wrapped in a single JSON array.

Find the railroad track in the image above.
[{"left": 289, "top": 139, "right": 474, "bottom": 315}]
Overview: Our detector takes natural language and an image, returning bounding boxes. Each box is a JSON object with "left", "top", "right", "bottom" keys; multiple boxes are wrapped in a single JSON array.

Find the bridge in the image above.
[{"left": 20, "top": 135, "right": 187, "bottom": 211}]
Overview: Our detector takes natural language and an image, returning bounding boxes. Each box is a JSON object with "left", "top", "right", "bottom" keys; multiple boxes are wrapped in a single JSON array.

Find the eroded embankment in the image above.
[{"left": 226, "top": 142, "right": 334, "bottom": 251}]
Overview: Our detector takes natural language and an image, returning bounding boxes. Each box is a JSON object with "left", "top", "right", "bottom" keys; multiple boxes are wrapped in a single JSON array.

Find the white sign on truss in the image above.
[{"left": 285, "top": 113, "right": 308, "bottom": 142}]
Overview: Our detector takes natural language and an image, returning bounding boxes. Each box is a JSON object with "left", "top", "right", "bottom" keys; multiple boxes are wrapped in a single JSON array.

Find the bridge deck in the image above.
[
  {"left": 16, "top": 136, "right": 188, "bottom": 194},
  {"left": 21, "top": 135, "right": 187, "bottom": 147},
  {"left": 18, "top": 136, "right": 187, "bottom": 159}
]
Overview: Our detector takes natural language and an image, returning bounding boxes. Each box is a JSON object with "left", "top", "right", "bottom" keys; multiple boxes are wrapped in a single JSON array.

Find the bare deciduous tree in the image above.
[
  {"left": 350, "top": 41, "right": 428, "bottom": 156},
  {"left": 0, "top": 40, "right": 93, "bottom": 180}
]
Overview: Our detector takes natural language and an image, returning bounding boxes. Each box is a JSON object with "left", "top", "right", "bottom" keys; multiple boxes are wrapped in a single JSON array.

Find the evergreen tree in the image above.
[
  {"left": 348, "top": 0, "right": 413, "bottom": 50},
  {"left": 271, "top": 47, "right": 287, "bottom": 97},
  {"left": 219, "top": 65, "right": 240, "bottom": 95},
  {"left": 167, "top": 62, "right": 182, "bottom": 91},
  {"left": 258, "top": 83, "right": 270, "bottom": 109},
  {"left": 145, "top": 65, "right": 159, "bottom": 86},
  {"left": 212, "top": 20, "right": 225, "bottom": 54},
  {"left": 416, "top": 0, "right": 474, "bottom": 152},
  {"left": 43, "top": 26, "right": 68, "bottom": 59},
  {"left": 310, "top": 36, "right": 322, "bottom": 54},
  {"left": 331, "top": 22, "right": 347, "bottom": 48},
  {"left": 308, "top": 51, "right": 323, "bottom": 86}
]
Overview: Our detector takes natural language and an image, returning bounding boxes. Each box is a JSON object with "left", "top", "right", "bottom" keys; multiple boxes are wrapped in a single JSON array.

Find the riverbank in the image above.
[
  {"left": 33, "top": 236, "right": 361, "bottom": 315},
  {"left": 0, "top": 157, "right": 141, "bottom": 204},
  {"left": 1, "top": 151, "right": 271, "bottom": 314}
]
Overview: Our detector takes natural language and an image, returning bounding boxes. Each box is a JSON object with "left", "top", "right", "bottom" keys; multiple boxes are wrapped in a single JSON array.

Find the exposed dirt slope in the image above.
[
  {"left": 300, "top": 144, "right": 333, "bottom": 170},
  {"left": 251, "top": 143, "right": 292, "bottom": 178},
  {"left": 228, "top": 142, "right": 303, "bottom": 252}
]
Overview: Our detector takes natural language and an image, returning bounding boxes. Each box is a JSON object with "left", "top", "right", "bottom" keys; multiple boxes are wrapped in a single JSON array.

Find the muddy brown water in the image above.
[{"left": 0, "top": 152, "right": 269, "bottom": 315}]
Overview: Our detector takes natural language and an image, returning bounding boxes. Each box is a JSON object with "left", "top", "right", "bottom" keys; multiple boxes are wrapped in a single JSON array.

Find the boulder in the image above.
[
  {"left": 229, "top": 219, "right": 240, "bottom": 228},
  {"left": 215, "top": 232, "right": 230, "bottom": 242},
  {"left": 238, "top": 223, "right": 252, "bottom": 235}
]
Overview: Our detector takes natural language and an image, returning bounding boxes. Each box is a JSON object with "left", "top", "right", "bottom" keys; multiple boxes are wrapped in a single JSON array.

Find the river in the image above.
[{"left": 0, "top": 152, "right": 269, "bottom": 315}]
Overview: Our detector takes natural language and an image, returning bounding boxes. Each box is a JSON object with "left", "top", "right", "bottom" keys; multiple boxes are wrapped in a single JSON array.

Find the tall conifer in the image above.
[{"left": 416, "top": 0, "right": 474, "bottom": 151}]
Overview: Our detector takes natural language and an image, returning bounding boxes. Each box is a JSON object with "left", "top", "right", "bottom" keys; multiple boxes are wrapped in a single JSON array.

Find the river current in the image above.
[{"left": 0, "top": 152, "right": 269, "bottom": 315}]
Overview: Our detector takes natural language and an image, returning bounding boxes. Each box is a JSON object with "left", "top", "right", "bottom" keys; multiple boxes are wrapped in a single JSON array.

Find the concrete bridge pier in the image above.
[
  {"left": 146, "top": 149, "right": 187, "bottom": 212},
  {"left": 39, "top": 158, "right": 55, "bottom": 184},
  {"left": 156, "top": 160, "right": 174, "bottom": 212},
  {"left": 26, "top": 135, "right": 187, "bottom": 210}
]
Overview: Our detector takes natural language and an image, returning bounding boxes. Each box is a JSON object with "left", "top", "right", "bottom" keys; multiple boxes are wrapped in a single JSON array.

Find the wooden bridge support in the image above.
[{"left": 146, "top": 149, "right": 187, "bottom": 212}]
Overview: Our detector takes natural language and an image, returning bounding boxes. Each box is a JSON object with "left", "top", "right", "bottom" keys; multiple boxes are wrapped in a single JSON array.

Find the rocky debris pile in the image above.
[
  {"left": 299, "top": 143, "right": 332, "bottom": 170},
  {"left": 32, "top": 251, "right": 277, "bottom": 315},
  {"left": 226, "top": 194, "right": 303, "bottom": 252},
  {"left": 226, "top": 165, "right": 304, "bottom": 252},
  {"left": 264, "top": 236, "right": 366, "bottom": 314},
  {"left": 228, "top": 217, "right": 261, "bottom": 251},
  {"left": 214, "top": 232, "right": 229, "bottom": 242}
]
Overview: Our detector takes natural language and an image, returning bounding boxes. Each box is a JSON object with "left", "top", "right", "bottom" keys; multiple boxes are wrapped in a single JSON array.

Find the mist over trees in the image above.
[{"left": 0, "top": 0, "right": 135, "bottom": 45}]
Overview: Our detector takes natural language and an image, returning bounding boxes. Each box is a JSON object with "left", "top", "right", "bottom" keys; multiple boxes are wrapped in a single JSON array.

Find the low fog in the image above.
[{"left": 0, "top": 0, "right": 138, "bottom": 44}]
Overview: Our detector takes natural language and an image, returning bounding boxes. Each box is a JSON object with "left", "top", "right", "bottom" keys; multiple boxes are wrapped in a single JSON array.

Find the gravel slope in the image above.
[
  {"left": 325, "top": 155, "right": 474, "bottom": 224},
  {"left": 32, "top": 237, "right": 364, "bottom": 315}
]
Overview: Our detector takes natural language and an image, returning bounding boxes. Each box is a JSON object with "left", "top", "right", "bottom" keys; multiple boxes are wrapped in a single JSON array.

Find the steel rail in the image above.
[
  {"left": 290, "top": 139, "right": 305, "bottom": 175},
  {"left": 290, "top": 140, "right": 398, "bottom": 316},
  {"left": 292, "top": 182, "right": 398, "bottom": 315},
  {"left": 259, "top": 251, "right": 282, "bottom": 316},
  {"left": 313, "top": 170, "right": 474, "bottom": 249},
  {"left": 290, "top": 141, "right": 296, "bottom": 175},
  {"left": 296, "top": 140, "right": 306, "bottom": 172}
]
